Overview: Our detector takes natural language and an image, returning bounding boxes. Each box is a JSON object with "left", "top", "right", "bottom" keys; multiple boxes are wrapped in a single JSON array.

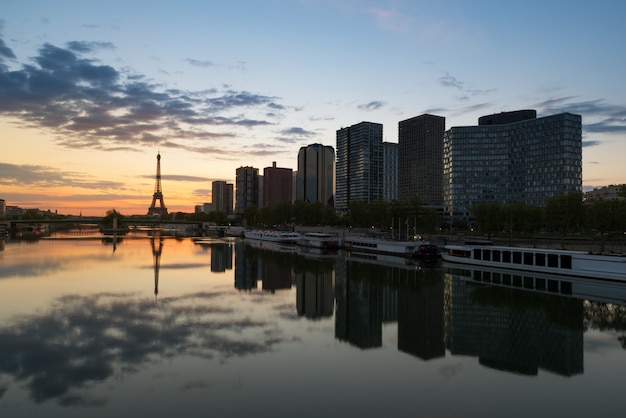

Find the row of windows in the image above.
[{"left": 473, "top": 248, "right": 573, "bottom": 269}]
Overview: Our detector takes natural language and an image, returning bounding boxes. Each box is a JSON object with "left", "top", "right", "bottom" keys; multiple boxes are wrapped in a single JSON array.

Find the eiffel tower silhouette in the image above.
[{"left": 147, "top": 151, "right": 168, "bottom": 216}]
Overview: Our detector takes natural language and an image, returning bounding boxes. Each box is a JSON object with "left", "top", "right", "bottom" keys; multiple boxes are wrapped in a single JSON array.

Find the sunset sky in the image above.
[{"left": 1, "top": 0, "right": 625, "bottom": 216}]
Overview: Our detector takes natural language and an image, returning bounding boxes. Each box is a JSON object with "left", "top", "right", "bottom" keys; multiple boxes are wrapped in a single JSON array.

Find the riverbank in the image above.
[{"left": 293, "top": 226, "right": 626, "bottom": 255}]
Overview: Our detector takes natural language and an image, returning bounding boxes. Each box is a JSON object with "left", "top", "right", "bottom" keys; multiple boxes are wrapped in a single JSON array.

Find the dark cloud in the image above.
[
  {"left": 0, "top": 37, "right": 282, "bottom": 152},
  {"left": 358, "top": 100, "right": 386, "bottom": 111},
  {"left": 535, "top": 97, "right": 626, "bottom": 135},
  {"left": 66, "top": 41, "right": 116, "bottom": 53},
  {"left": 0, "top": 162, "right": 124, "bottom": 189},
  {"left": 0, "top": 38, "right": 15, "bottom": 60},
  {"left": 280, "top": 127, "right": 315, "bottom": 137},
  {"left": 583, "top": 140, "right": 602, "bottom": 147},
  {"left": 439, "top": 71, "right": 496, "bottom": 98},
  {"left": 439, "top": 73, "right": 463, "bottom": 89}
]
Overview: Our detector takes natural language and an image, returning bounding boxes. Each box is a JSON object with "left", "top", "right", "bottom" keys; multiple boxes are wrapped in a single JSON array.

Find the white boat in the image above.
[
  {"left": 243, "top": 229, "right": 301, "bottom": 244},
  {"left": 344, "top": 235, "right": 438, "bottom": 258},
  {"left": 442, "top": 243, "right": 626, "bottom": 281},
  {"left": 297, "top": 232, "right": 341, "bottom": 249}
]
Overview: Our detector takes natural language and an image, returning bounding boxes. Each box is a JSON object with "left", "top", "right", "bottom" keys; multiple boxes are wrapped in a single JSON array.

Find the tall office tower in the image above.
[
  {"left": 235, "top": 166, "right": 260, "bottom": 215},
  {"left": 335, "top": 121, "right": 383, "bottom": 212},
  {"left": 382, "top": 142, "right": 398, "bottom": 201},
  {"left": 398, "top": 114, "right": 445, "bottom": 206},
  {"left": 263, "top": 162, "right": 293, "bottom": 207},
  {"left": 295, "top": 144, "right": 335, "bottom": 206},
  {"left": 443, "top": 110, "right": 582, "bottom": 222},
  {"left": 0, "top": 199, "right": 5, "bottom": 217},
  {"left": 212, "top": 180, "right": 234, "bottom": 215}
]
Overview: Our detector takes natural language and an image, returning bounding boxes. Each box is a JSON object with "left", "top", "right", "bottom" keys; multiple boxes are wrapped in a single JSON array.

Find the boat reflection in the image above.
[{"left": 443, "top": 260, "right": 626, "bottom": 305}]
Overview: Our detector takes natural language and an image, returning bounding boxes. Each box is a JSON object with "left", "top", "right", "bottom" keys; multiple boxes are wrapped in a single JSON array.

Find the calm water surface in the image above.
[{"left": 1, "top": 232, "right": 625, "bottom": 417}]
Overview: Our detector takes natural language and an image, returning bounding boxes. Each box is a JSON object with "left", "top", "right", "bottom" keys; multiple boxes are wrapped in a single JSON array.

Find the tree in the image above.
[
  {"left": 544, "top": 192, "right": 584, "bottom": 242},
  {"left": 471, "top": 201, "right": 504, "bottom": 237},
  {"left": 243, "top": 205, "right": 259, "bottom": 227},
  {"left": 585, "top": 198, "right": 625, "bottom": 252}
]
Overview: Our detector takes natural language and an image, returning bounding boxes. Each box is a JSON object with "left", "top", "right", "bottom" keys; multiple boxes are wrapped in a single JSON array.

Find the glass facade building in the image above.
[
  {"left": 295, "top": 144, "right": 335, "bottom": 206},
  {"left": 443, "top": 111, "right": 582, "bottom": 222},
  {"left": 383, "top": 142, "right": 398, "bottom": 201},
  {"left": 335, "top": 122, "right": 383, "bottom": 212}
]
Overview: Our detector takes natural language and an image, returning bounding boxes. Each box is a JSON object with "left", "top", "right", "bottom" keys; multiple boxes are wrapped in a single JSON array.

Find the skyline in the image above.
[{"left": 1, "top": 0, "right": 625, "bottom": 216}]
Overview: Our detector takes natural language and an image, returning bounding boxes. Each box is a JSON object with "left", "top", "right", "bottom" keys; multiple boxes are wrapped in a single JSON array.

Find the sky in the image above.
[{"left": 1, "top": 0, "right": 625, "bottom": 216}]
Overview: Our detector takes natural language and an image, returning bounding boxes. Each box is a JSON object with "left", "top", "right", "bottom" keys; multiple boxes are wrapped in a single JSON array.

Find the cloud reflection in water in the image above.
[{"left": 0, "top": 290, "right": 282, "bottom": 405}]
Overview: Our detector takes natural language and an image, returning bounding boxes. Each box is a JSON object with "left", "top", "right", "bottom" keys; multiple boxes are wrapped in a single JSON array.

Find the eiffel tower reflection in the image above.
[{"left": 151, "top": 229, "right": 163, "bottom": 300}]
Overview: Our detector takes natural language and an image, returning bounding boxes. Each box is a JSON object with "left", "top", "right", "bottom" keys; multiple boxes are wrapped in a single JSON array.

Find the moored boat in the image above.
[
  {"left": 243, "top": 229, "right": 301, "bottom": 244},
  {"left": 297, "top": 232, "right": 341, "bottom": 249},
  {"left": 442, "top": 243, "right": 626, "bottom": 281},
  {"left": 344, "top": 235, "right": 438, "bottom": 258}
]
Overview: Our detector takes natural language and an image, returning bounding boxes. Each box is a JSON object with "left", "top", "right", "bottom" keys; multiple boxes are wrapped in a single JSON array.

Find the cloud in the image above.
[
  {"left": 535, "top": 97, "right": 626, "bottom": 135},
  {"left": 439, "top": 71, "right": 496, "bottom": 98},
  {"left": 159, "top": 174, "right": 210, "bottom": 182},
  {"left": 66, "top": 41, "right": 116, "bottom": 53},
  {"left": 186, "top": 58, "right": 215, "bottom": 68},
  {"left": 0, "top": 38, "right": 15, "bottom": 60},
  {"left": 0, "top": 37, "right": 283, "bottom": 152},
  {"left": 583, "top": 140, "right": 602, "bottom": 147},
  {"left": 280, "top": 127, "right": 315, "bottom": 137},
  {"left": 0, "top": 162, "right": 124, "bottom": 189},
  {"left": 366, "top": 7, "right": 414, "bottom": 33},
  {"left": 358, "top": 100, "right": 386, "bottom": 111},
  {"left": 439, "top": 73, "right": 464, "bottom": 90}
]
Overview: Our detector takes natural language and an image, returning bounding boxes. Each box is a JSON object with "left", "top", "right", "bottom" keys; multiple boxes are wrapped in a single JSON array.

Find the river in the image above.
[{"left": 0, "top": 231, "right": 625, "bottom": 417}]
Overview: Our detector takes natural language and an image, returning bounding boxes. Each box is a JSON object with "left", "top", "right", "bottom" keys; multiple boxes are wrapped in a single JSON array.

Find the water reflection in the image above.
[
  {"left": 152, "top": 230, "right": 163, "bottom": 298},
  {"left": 2, "top": 236, "right": 626, "bottom": 413},
  {"left": 0, "top": 292, "right": 282, "bottom": 405}
]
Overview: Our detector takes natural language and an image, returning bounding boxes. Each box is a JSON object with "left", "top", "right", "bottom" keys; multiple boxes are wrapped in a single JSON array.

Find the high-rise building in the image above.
[
  {"left": 382, "top": 142, "right": 398, "bottom": 201},
  {"left": 0, "top": 199, "right": 5, "bottom": 217},
  {"left": 398, "top": 114, "right": 445, "bottom": 206},
  {"left": 443, "top": 110, "right": 582, "bottom": 222},
  {"left": 335, "top": 121, "right": 383, "bottom": 212},
  {"left": 295, "top": 144, "right": 335, "bottom": 206},
  {"left": 212, "top": 180, "right": 234, "bottom": 214},
  {"left": 263, "top": 162, "right": 293, "bottom": 207},
  {"left": 235, "top": 166, "right": 260, "bottom": 215}
]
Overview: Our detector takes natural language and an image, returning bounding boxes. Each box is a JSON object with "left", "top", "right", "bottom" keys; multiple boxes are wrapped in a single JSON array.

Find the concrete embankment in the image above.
[{"left": 293, "top": 226, "right": 626, "bottom": 255}]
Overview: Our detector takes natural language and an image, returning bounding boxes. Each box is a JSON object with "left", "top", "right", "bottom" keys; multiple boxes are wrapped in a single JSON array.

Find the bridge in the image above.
[{"left": 0, "top": 217, "right": 210, "bottom": 239}]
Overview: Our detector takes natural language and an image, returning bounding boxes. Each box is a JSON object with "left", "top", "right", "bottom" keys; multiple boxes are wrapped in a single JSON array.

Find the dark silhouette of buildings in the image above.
[
  {"left": 398, "top": 114, "right": 445, "bottom": 206},
  {"left": 263, "top": 162, "right": 293, "bottom": 207},
  {"left": 295, "top": 144, "right": 335, "bottom": 206}
]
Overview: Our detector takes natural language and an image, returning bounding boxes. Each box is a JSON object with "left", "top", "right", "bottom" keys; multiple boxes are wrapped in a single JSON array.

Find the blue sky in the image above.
[{"left": 1, "top": 0, "right": 625, "bottom": 214}]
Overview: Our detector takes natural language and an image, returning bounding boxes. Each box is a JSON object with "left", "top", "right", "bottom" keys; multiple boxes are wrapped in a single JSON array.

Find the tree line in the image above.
[{"left": 471, "top": 190, "right": 626, "bottom": 241}]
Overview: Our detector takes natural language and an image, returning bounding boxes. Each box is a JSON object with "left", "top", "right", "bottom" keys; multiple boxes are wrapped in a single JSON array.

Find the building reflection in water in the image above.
[
  {"left": 295, "top": 254, "right": 335, "bottom": 319},
  {"left": 232, "top": 242, "right": 592, "bottom": 377},
  {"left": 210, "top": 241, "right": 233, "bottom": 273}
]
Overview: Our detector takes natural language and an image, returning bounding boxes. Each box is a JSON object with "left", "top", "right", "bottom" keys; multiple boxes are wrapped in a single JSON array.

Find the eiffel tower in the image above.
[{"left": 147, "top": 152, "right": 168, "bottom": 216}]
